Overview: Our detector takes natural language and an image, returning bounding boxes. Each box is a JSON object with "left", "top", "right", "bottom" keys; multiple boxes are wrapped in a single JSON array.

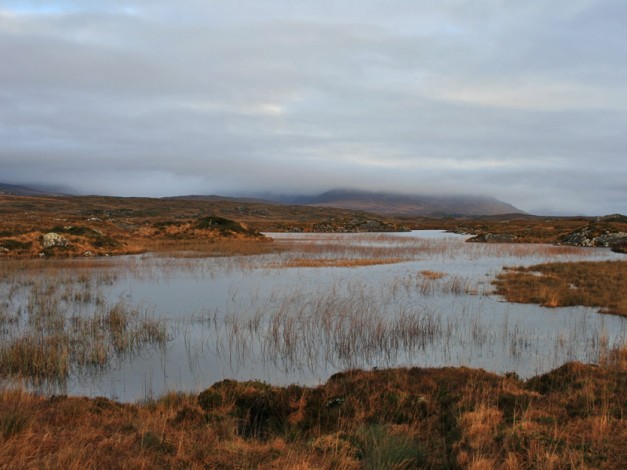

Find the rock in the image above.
[
  {"left": 42, "top": 232, "right": 70, "bottom": 248},
  {"left": 560, "top": 227, "right": 627, "bottom": 249}
]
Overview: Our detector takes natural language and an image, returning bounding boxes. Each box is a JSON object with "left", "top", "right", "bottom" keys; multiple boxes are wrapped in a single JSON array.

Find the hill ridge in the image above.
[{"left": 264, "top": 189, "right": 523, "bottom": 217}]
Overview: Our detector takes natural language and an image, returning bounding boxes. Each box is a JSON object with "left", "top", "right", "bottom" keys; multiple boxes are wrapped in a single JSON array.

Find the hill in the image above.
[
  {"left": 268, "top": 189, "right": 524, "bottom": 216},
  {"left": 0, "top": 193, "right": 408, "bottom": 257},
  {"left": 0, "top": 182, "right": 61, "bottom": 196}
]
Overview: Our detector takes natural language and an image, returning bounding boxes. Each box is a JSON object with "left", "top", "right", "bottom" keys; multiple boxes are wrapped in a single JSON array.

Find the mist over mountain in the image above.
[
  {"left": 260, "top": 189, "right": 524, "bottom": 217},
  {"left": 0, "top": 183, "right": 64, "bottom": 197},
  {"left": 1, "top": 182, "right": 523, "bottom": 217}
]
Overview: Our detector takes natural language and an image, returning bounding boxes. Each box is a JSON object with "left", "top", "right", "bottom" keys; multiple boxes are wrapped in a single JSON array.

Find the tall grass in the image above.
[
  {"left": 1, "top": 232, "right": 622, "bottom": 398},
  {"left": 0, "top": 277, "right": 169, "bottom": 389}
]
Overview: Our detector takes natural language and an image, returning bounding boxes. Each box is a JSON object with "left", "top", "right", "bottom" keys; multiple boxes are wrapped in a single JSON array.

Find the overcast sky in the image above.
[{"left": 1, "top": 1, "right": 626, "bottom": 215}]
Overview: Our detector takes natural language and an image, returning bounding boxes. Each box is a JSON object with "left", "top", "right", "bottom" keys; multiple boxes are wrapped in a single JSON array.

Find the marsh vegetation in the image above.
[
  {"left": 0, "top": 230, "right": 625, "bottom": 468},
  {"left": 494, "top": 260, "right": 627, "bottom": 316},
  {"left": 0, "top": 231, "right": 624, "bottom": 401},
  {"left": 1, "top": 345, "right": 625, "bottom": 469}
]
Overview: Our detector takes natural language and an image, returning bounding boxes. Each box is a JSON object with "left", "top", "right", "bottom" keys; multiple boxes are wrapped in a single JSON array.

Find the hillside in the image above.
[
  {"left": 0, "top": 183, "right": 61, "bottom": 197},
  {"left": 0, "top": 193, "right": 408, "bottom": 257},
  {"left": 1, "top": 188, "right": 624, "bottom": 257},
  {"left": 269, "top": 189, "right": 524, "bottom": 216}
]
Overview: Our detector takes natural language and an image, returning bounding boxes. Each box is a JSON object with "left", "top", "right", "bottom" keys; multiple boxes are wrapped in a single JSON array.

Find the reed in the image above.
[{"left": 0, "top": 277, "right": 169, "bottom": 387}]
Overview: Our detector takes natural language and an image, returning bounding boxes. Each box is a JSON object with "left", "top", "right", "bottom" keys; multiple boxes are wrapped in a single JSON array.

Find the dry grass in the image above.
[
  {"left": 0, "top": 277, "right": 168, "bottom": 387},
  {"left": 493, "top": 260, "right": 627, "bottom": 316},
  {"left": 0, "top": 194, "right": 407, "bottom": 259},
  {"left": 3, "top": 194, "right": 624, "bottom": 260},
  {"left": 0, "top": 352, "right": 625, "bottom": 469},
  {"left": 419, "top": 270, "right": 446, "bottom": 280},
  {"left": 277, "top": 257, "right": 405, "bottom": 268}
]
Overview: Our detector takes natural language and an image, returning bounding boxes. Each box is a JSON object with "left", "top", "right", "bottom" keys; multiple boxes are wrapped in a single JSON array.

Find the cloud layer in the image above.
[{"left": 1, "top": 1, "right": 626, "bottom": 214}]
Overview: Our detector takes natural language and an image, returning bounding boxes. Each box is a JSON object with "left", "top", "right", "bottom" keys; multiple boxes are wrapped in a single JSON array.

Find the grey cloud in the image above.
[{"left": 0, "top": 1, "right": 625, "bottom": 214}]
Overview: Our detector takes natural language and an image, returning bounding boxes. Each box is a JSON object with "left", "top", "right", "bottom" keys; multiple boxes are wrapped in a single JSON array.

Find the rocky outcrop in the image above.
[
  {"left": 41, "top": 232, "right": 70, "bottom": 248},
  {"left": 559, "top": 218, "right": 627, "bottom": 253}
]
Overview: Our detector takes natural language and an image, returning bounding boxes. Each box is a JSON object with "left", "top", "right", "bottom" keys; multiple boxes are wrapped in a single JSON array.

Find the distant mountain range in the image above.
[
  {"left": 262, "top": 189, "right": 524, "bottom": 217},
  {"left": 1, "top": 183, "right": 523, "bottom": 217},
  {"left": 0, "top": 183, "right": 62, "bottom": 196}
]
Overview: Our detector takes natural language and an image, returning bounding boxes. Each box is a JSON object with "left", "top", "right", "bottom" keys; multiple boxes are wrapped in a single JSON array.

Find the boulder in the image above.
[{"left": 42, "top": 232, "right": 70, "bottom": 248}]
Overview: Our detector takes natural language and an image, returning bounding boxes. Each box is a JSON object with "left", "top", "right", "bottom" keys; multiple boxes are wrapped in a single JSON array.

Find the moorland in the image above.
[
  {"left": 0, "top": 191, "right": 626, "bottom": 469},
  {"left": 1, "top": 193, "right": 626, "bottom": 257}
]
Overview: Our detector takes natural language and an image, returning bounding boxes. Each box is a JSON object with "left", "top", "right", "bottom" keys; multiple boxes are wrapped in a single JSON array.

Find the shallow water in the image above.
[{"left": 1, "top": 231, "right": 625, "bottom": 401}]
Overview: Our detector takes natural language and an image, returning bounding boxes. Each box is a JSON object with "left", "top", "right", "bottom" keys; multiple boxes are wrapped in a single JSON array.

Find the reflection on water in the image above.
[{"left": 0, "top": 231, "right": 624, "bottom": 401}]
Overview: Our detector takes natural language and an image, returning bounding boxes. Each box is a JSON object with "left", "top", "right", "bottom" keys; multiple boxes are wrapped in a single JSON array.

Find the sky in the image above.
[{"left": 0, "top": 1, "right": 626, "bottom": 215}]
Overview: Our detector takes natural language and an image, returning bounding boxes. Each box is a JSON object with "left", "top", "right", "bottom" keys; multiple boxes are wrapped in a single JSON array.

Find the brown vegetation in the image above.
[
  {"left": 2, "top": 194, "right": 626, "bottom": 259},
  {"left": 277, "top": 257, "right": 405, "bottom": 268},
  {"left": 455, "top": 214, "right": 627, "bottom": 249},
  {"left": 493, "top": 260, "right": 627, "bottom": 316},
  {"left": 0, "top": 194, "right": 408, "bottom": 258},
  {"left": 1, "top": 347, "right": 625, "bottom": 469},
  {"left": 0, "top": 195, "right": 271, "bottom": 258},
  {"left": 0, "top": 278, "right": 169, "bottom": 387}
]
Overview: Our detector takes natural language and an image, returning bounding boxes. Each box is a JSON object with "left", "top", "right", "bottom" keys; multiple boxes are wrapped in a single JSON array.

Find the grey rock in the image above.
[
  {"left": 42, "top": 232, "right": 70, "bottom": 248},
  {"left": 560, "top": 228, "right": 627, "bottom": 248}
]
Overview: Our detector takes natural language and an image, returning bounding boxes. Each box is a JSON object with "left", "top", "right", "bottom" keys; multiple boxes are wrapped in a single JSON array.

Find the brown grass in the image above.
[
  {"left": 0, "top": 276, "right": 168, "bottom": 386},
  {"left": 419, "top": 270, "right": 446, "bottom": 280},
  {"left": 4, "top": 194, "right": 624, "bottom": 260},
  {"left": 0, "top": 194, "right": 408, "bottom": 259},
  {"left": 493, "top": 260, "right": 627, "bottom": 316},
  {"left": 0, "top": 353, "right": 625, "bottom": 469},
  {"left": 278, "top": 257, "right": 405, "bottom": 268}
]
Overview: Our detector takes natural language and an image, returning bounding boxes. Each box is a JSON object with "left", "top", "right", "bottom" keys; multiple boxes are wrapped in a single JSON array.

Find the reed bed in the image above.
[
  {"left": 213, "top": 290, "right": 449, "bottom": 374},
  {"left": 269, "top": 232, "right": 617, "bottom": 269},
  {"left": 1, "top": 231, "right": 623, "bottom": 399},
  {"left": 275, "top": 257, "right": 406, "bottom": 268},
  {"left": 202, "top": 276, "right": 622, "bottom": 380},
  {"left": 0, "top": 277, "right": 169, "bottom": 389}
]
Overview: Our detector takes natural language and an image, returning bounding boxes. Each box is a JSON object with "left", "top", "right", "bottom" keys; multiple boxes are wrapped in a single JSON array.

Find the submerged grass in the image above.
[
  {"left": 494, "top": 260, "right": 627, "bottom": 316},
  {"left": 0, "top": 276, "right": 169, "bottom": 387}
]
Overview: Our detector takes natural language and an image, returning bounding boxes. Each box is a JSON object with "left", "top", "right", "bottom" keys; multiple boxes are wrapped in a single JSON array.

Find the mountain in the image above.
[
  {"left": 0, "top": 183, "right": 62, "bottom": 196},
  {"left": 267, "top": 189, "right": 524, "bottom": 217}
]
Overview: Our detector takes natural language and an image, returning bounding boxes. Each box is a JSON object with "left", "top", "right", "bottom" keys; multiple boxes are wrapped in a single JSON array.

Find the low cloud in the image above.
[{"left": 1, "top": 1, "right": 626, "bottom": 214}]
